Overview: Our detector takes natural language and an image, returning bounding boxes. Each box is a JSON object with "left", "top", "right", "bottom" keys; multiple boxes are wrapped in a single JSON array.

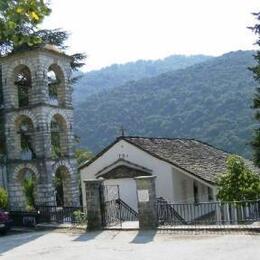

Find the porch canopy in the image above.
[{"left": 95, "top": 158, "right": 152, "bottom": 179}]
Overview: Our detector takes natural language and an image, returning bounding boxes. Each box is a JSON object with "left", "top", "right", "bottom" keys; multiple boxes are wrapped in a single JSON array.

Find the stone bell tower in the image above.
[{"left": 0, "top": 46, "right": 79, "bottom": 209}]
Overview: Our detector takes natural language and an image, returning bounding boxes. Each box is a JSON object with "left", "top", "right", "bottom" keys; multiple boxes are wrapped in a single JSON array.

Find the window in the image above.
[{"left": 193, "top": 181, "right": 199, "bottom": 204}]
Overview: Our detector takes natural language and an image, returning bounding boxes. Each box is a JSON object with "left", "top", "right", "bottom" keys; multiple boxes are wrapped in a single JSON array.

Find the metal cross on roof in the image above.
[{"left": 120, "top": 125, "right": 126, "bottom": 137}]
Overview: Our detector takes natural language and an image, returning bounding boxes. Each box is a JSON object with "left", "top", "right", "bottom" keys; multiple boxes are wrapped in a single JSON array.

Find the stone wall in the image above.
[{"left": 0, "top": 165, "right": 6, "bottom": 189}]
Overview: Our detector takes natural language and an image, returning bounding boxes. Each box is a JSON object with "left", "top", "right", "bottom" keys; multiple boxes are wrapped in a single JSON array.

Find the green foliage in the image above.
[
  {"left": 17, "top": 84, "right": 29, "bottom": 107},
  {"left": 51, "top": 132, "right": 61, "bottom": 158},
  {"left": 0, "top": 187, "right": 8, "bottom": 209},
  {"left": 0, "top": 0, "right": 85, "bottom": 72},
  {"left": 74, "top": 51, "right": 257, "bottom": 157},
  {"left": 23, "top": 176, "right": 35, "bottom": 209},
  {"left": 75, "top": 148, "right": 93, "bottom": 205},
  {"left": 73, "top": 210, "right": 87, "bottom": 225},
  {"left": 75, "top": 148, "right": 93, "bottom": 166},
  {"left": 48, "top": 83, "right": 58, "bottom": 99},
  {"left": 0, "top": 0, "right": 51, "bottom": 55},
  {"left": 54, "top": 168, "right": 64, "bottom": 206},
  {"left": 217, "top": 155, "right": 260, "bottom": 201},
  {"left": 250, "top": 12, "right": 260, "bottom": 167}
]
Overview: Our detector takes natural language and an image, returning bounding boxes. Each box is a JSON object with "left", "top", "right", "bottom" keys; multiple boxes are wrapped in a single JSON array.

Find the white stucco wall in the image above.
[
  {"left": 80, "top": 139, "right": 216, "bottom": 208},
  {"left": 172, "top": 167, "right": 214, "bottom": 203}
]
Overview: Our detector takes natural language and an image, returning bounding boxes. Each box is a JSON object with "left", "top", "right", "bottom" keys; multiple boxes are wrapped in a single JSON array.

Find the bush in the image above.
[
  {"left": 217, "top": 155, "right": 260, "bottom": 201},
  {"left": 0, "top": 188, "right": 8, "bottom": 209},
  {"left": 23, "top": 177, "right": 35, "bottom": 209},
  {"left": 73, "top": 210, "right": 87, "bottom": 225}
]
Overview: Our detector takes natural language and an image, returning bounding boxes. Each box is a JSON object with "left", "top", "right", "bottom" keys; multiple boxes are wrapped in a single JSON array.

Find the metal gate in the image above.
[{"left": 100, "top": 184, "right": 138, "bottom": 227}]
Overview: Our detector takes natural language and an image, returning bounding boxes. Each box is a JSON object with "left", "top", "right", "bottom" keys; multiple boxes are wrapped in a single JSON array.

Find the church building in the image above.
[{"left": 80, "top": 136, "right": 256, "bottom": 211}]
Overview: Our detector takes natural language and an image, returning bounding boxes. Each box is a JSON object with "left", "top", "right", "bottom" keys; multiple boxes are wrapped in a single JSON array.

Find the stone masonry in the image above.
[
  {"left": 0, "top": 47, "right": 79, "bottom": 209},
  {"left": 135, "top": 176, "right": 158, "bottom": 229},
  {"left": 84, "top": 179, "right": 104, "bottom": 230}
]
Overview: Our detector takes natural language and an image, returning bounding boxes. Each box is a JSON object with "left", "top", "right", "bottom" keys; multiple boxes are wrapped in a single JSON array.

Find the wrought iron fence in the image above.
[
  {"left": 37, "top": 205, "right": 86, "bottom": 225},
  {"left": 157, "top": 198, "right": 260, "bottom": 226},
  {"left": 10, "top": 205, "right": 87, "bottom": 227}
]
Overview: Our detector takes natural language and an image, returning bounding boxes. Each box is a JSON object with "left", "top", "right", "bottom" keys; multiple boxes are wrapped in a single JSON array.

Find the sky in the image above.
[{"left": 43, "top": 0, "right": 260, "bottom": 71}]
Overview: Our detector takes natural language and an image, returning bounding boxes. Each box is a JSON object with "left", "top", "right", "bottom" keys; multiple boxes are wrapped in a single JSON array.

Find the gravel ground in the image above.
[{"left": 0, "top": 230, "right": 259, "bottom": 260}]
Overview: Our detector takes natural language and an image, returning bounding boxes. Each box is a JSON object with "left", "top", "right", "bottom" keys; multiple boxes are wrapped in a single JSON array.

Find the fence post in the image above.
[
  {"left": 84, "top": 179, "right": 104, "bottom": 230},
  {"left": 135, "top": 176, "right": 158, "bottom": 230}
]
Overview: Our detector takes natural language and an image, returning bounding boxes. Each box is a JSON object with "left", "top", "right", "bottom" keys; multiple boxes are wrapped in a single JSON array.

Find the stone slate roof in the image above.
[
  {"left": 79, "top": 136, "right": 259, "bottom": 185},
  {"left": 122, "top": 137, "right": 258, "bottom": 184}
]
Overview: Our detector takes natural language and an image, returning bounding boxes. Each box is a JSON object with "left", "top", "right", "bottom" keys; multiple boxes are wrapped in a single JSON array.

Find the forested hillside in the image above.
[
  {"left": 74, "top": 50, "right": 257, "bottom": 158},
  {"left": 73, "top": 55, "right": 212, "bottom": 103}
]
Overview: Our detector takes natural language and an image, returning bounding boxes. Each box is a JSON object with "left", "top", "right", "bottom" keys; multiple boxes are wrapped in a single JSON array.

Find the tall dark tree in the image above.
[{"left": 250, "top": 12, "right": 260, "bottom": 166}]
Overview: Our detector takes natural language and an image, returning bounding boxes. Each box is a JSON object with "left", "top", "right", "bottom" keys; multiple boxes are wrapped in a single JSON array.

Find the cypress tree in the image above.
[{"left": 250, "top": 12, "right": 260, "bottom": 166}]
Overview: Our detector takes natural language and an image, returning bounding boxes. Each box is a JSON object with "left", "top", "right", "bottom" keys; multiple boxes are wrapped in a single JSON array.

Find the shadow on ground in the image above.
[
  {"left": 0, "top": 231, "right": 45, "bottom": 256},
  {"left": 131, "top": 230, "right": 157, "bottom": 244},
  {"left": 73, "top": 229, "right": 157, "bottom": 244},
  {"left": 73, "top": 230, "right": 103, "bottom": 242}
]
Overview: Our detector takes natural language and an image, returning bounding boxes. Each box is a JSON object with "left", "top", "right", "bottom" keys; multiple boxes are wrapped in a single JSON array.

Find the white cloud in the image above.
[{"left": 43, "top": 0, "right": 260, "bottom": 71}]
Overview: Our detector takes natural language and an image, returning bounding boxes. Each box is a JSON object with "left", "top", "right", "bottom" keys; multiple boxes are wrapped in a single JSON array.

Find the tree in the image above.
[
  {"left": 217, "top": 155, "right": 260, "bottom": 201},
  {"left": 75, "top": 148, "right": 93, "bottom": 166},
  {"left": 0, "top": 0, "right": 85, "bottom": 70},
  {"left": 0, "top": 187, "right": 8, "bottom": 209},
  {"left": 250, "top": 12, "right": 260, "bottom": 166},
  {"left": 0, "top": 0, "right": 51, "bottom": 55},
  {"left": 23, "top": 175, "right": 35, "bottom": 209},
  {"left": 75, "top": 148, "right": 93, "bottom": 205}
]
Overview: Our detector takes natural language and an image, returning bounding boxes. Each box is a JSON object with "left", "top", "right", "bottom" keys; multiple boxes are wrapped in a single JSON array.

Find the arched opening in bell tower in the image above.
[
  {"left": 14, "top": 65, "right": 32, "bottom": 108},
  {"left": 47, "top": 64, "right": 65, "bottom": 106},
  {"left": 54, "top": 165, "right": 72, "bottom": 207},
  {"left": 16, "top": 115, "right": 36, "bottom": 160},
  {"left": 16, "top": 168, "right": 38, "bottom": 210},
  {"left": 50, "top": 114, "right": 68, "bottom": 159}
]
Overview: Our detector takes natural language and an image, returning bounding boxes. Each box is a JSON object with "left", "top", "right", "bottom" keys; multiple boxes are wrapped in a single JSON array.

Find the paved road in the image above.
[{"left": 0, "top": 230, "right": 259, "bottom": 260}]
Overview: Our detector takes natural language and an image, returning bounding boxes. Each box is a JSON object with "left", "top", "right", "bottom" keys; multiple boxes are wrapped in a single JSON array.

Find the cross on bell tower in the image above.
[{"left": 0, "top": 46, "right": 79, "bottom": 209}]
